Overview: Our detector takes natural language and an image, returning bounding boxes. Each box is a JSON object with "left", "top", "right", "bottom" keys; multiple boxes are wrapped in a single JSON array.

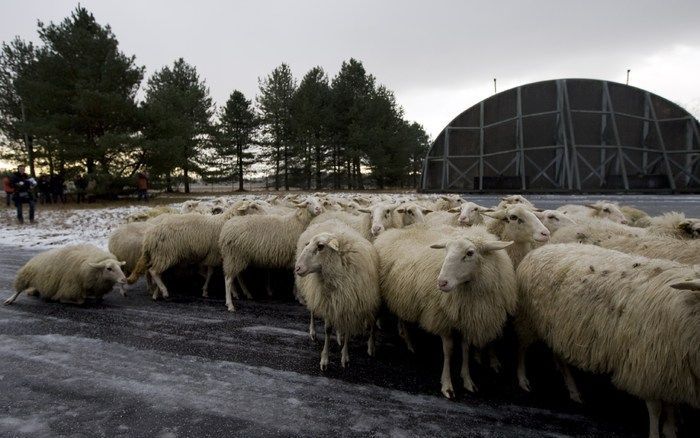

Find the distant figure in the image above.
[
  {"left": 51, "top": 173, "right": 66, "bottom": 203},
  {"left": 136, "top": 171, "right": 149, "bottom": 202},
  {"left": 38, "top": 174, "right": 52, "bottom": 204},
  {"left": 3, "top": 174, "right": 13, "bottom": 207},
  {"left": 74, "top": 174, "right": 88, "bottom": 204},
  {"left": 11, "top": 165, "right": 36, "bottom": 224}
]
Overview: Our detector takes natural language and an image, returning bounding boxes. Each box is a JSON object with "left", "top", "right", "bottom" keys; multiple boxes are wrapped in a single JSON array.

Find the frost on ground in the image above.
[{"left": 0, "top": 204, "right": 147, "bottom": 249}]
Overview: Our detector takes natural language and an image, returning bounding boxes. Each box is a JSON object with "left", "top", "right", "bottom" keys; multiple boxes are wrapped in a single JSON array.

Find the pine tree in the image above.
[
  {"left": 291, "top": 67, "right": 331, "bottom": 189},
  {"left": 142, "top": 58, "right": 214, "bottom": 193},
  {"left": 257, "top": 64, "right": 296, "bottom": 190},
  {"left": 210, "top": 90, "right": 258, "bottom": 191}
]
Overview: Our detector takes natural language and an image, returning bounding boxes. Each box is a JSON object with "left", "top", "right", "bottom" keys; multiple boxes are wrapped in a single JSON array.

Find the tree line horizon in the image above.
[{"left": 0, "top": 6, "right": 431, "bottom": 193}]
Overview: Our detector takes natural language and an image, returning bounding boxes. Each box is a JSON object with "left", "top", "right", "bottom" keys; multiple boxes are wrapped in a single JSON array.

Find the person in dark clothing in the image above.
[
  {"left": 11, "top": 165, "right": 36, "bottom": 224},
  {"left": 136, "top": 171, "right": 149, "bottom": 202},
  {"left": 38, "top": 174, "right": 52, "bottom": 204},
  {"left": 74, "top": 174, "right": 88, "bottom": 204},
  {"left": 51, "top": 173, "right": 66, "bottom": 203}
]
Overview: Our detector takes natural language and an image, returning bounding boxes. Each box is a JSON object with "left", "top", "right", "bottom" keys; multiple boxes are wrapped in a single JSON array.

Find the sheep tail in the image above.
[{"left": 127, "top": 251, "right": 150, "bottom": 284}]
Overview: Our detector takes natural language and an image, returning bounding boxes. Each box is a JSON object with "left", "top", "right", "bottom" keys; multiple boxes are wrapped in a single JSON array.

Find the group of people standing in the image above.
[{"left": 3, "top": 165, "right": 150, "bottom": 224}]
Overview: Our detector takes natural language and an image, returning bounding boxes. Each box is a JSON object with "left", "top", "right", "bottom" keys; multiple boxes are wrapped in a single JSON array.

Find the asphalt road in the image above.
[{"left": 0, "top": 194, "right": 699, "bottom": 437}]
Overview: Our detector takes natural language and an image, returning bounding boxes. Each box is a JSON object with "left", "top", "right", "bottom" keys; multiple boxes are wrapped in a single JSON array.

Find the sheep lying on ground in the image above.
[
  {"left": 219, "top": 197, "right": 324, "bottom": 311},
  {"left": 126, "top": 206, "right": 178, "bottom": 223},
  {"left": 484, "top": 205, "right": 550, "bottom": 268},
  {"left": 295, "top": 222, "right": 381, "bottom": 370},
  {"left": 515, "top": 243, "right": 700, "bottom": 438},
  {"left": 620, "top": 205, "right": 651, "bottom": 227},
  {"left": 557, "top": 201, "right": 627, "bottom": 224},
  {"left": 552, "top": 223, "right": 699, "bottom": 265},
  {"left": 647, "top": 212, "right": 700, "bottom": 240},
  {"left": 6, "top": 244, "right": 127, "bottom": 305},
  {"left": 375, "top": 224, "right": 516, "bottom": 398},
  {"left": 127, "top": 200, "right": 269, "bottom": 300}
]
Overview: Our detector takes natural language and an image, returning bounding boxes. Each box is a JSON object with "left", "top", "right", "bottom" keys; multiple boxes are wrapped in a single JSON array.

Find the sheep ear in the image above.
[
  {"left": 422, "top": 208, "right": 433, "bottom": 214},
  {"left": 479, "top": 207, "right": 494, "bottom": 212},
  {"left": 358, "top": 208, "right": 371, "bottom": 213},
  {"left": 430, "top": 242, "right": 447, "bottom": 249},
  {"left": 89, "top": 262, "right": 104, "bottom": 268},
  {"left": 483, "top": 210, "right": 506, "bottom": 220},
  {"left": 670, "top": 279, "right": 700, "bottom": 291},
  {"left": 295, "top": 201, "right": 309, "bottom": 208},
  {"left": 440, "top": 195, "right": 451, "bottom": 201},
  {"left": 677, "top": 220, "right": 693, "bottom": 231},
  {"left": 327, "top": 238, "right": 340, "bottom": 251},
  {"left": 118, "top": 261, "right": 126, "bottom": 266},
  {"left": 448, "top": 207, "right": 460, "bottom": 213},
  {"left": 481, "top": 240, "right": 513, "bottom": 252},
  {"left": 584, "top": 204, "right": 601, "bottom": 211}
]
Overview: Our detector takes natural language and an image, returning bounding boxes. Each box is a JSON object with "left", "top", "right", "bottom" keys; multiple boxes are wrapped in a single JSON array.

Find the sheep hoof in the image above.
[
  {"left": 518, "top": 377, "right": 531, "bottom": 393},
  {"left": 569, "top": 391, "right": 583, "bottom": 404},
  {"left": 309, "top": 331, "right": 317, "bottom": 342},
  {"left": 441, "top": 387, "right": 455, "bottom": 400},
  {"left": 463, "top": 380, "right": 478, "bottom": 393},
  {"left": 341, "top": 358, "right": 349, "bottom": 368},
  {"left": 227, "top": 304, "right": 236, "bottom": 312},
  {"left": 490, "top": 358, "right": 502, "bottom": 374},
  {"left": 320, "top": 358, "right": 329, "bottom": 371},
  {"left": 201, "top": 291, "right": 209, "bottom": 298},
  {"left": 3, "top": 299, "right": 13, "bottom": 305},
  {"left": 367, "top": 344, "right": 375, "bottom": 357}
]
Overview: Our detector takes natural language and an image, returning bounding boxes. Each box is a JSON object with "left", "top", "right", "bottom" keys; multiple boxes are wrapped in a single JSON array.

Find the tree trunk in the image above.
[
  {"left": 346, "top": 159, "right": 352, "bottom": 190},
  {"left": 355, "top": 157, "right": 363, "bottom": 189},
  {"left": 284, "top": 143, "right": 289, "bottom": 191},
  {"left": 87, "top": 158, "right": 95, "bottom": 175},
  {"left": 20, "top": 103, "right": 35, "bottom": 177},
  {"left": 237, "top": 142, "right": 244, "bottom": 191},
  {"left": 183, "top": 143, "right": 190, "bottom": 193},
  {"left": 315, "top": 142, "right": 322, "bottom": 189}
]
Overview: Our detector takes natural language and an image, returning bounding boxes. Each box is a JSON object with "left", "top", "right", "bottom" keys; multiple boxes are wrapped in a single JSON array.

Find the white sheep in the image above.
[
  {"left": 496, "top": 194, "right": 534, "bottom": 209},
  {"left": 357, "top": 203, "right": 399, "bottom": 237},
  {"left": 483, "top": 205, "right": 550, "bottom": 268},
  {"left": 294, "top": 222, "right": 381, "bottom": 370},
  {"left": 620, "top": 205, "right": 652, "bottom": 227},
  {"left": 374, "top": 224, "right": 516, "bottom": 398},
  {"left": 219, "top": 197, "right": 325, "bottom": 311},
  {"left": 533, "top": 209, "right": 576, "bottom": 234},
  {"left": 126, "top": 200, "right": 269, "bottom": 300},
  {"left": 557, "top": 201, "right": 627, "bottom": 224},
  {"left": 515, "top": 243, "right": 700, "bottom": 438},
  {"left": 6, "top": 244, "right": 127, "bottom": 305},
  {"left": 647, "top": 211, "right": 700, "bottom": 240}
]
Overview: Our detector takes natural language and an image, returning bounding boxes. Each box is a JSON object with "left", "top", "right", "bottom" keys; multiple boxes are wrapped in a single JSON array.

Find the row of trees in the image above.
[{"left": 0, "top": 6, "right": 430, "bottom": 192}]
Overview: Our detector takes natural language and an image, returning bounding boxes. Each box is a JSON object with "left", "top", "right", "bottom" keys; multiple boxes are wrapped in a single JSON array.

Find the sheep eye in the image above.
[
  {"left": 549, "top": 215, "right": 558, "bottom": 221},
  {"left": 408, "top": 210, "right": 413, "bottom": 215},
  {"left": 603, "top": 208, "right": 610, "bottom": 213},
  {"left": 317, "top": 243, "right": 325, "bottom": 251},
  {"left": 107, "top": 267, "right": 113, "bottom": 271},
  {"left": 466, "top": 250, "right": 475, "bottom": 257},
  {"left": 509, "top": 215, "right": 518, "bottom": 221}
]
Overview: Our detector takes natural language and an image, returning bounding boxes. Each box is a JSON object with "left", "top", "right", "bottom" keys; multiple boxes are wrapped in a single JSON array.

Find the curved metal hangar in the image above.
[{"left": 421, "top": 79, "right": 700, "bottom": 192}]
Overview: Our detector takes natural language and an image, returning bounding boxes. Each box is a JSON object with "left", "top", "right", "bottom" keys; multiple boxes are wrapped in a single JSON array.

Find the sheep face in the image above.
[
  {"left": 237, "top": 200, "right": 269, "bottom": 216},
  {"left": 585, "top": 202, "right": 627, "bottom": 224},
  {"left": 679, "top": 219, "right": 700, "bottom": 239},
  {"left": 359, "top": 204, "right": 396, "bottom": 236},
  {"left": 535, "top": 210, "right": 576, "bottom": 233},
  {"left": 430, "top": 239, "right": 512, "bottom": 292},
  {"left": 453, "top": 202, "right": 492, "bottom": 226},
  {"left": 297, "top": 197, "right": 325, "bottom": 216},
  {"left": 322, "top": 199, "right": 343, "bottom": 211},
  {"left": 395, "top": 203, "right": 431, "bottom": 227},
  {"left": 89, "top": 259, "right": 127, "bottom": 285},
  {"left": 499, "top": 195, "right": 533, "bottom": 207},
  {"left": 488, "top": 205, "right": 550, "bottom": 243},
  {"left": 294, "top": 232, "right": 339, "bottom": 277}
]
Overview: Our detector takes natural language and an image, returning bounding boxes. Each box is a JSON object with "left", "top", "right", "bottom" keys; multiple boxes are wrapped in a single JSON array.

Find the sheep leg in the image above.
[
  {"left": 265, "top": 272, "right": 274, "bottom": 297},
  {"left": 398, "top": 320, "right": 416, "bottom": 353},
  {"left": 224, "top": 275, "right": 237, "bottom": 312},
  {"left": 308, "top": 312, "right": 317, "bottom": 342},
  {"left": 517, "top": 341, "right": 531, "bottom": 392},
  {"left": 236, "top": 275, "right": 253, "bottom": 299},
  {"left": 440, "top": 334, "right": 455, "bottom": 399},
  {"left": 646, "top": 400, "right": 662, "bottom": 438},
  {"left": 4, "top": 287, "right": 35, "bottom": 305},
  {"left": 341, "top": 333, "right": 350, "bottom": 368},
  {"left": 555, "top": 357, "right": 582, "bottom": 403},
  {"left": 488, "top": 347, "right": 502, "bottom": 373},
  {"left": 149, "top": 269, "right": 169, "bottom": 299},
  {"left": 366, "top": 320, "right": 376, "bottom": 357},
  {"left": 320, "top": 321, "right": 331, "bottom": 371},
  {"left": 201, "top": 266, "right": 213, "bottom": 298},
  {"left": 662, "top": 404, "right": 677, "bottom": 438},
  {"left": 336, "top": 329, "right": 342, "bottom": 346},
  {"left": 460, "top": 340, "right": 477, "bottom": 393},
  {"left": 146, "top": 271, "right": 156, "bottom": 294}
]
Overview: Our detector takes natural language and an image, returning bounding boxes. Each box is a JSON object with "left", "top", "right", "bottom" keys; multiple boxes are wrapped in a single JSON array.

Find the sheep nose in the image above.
[
  {"left": 438, "top": 280, "right": 449, "bottom": 288},
  {"left": 294, "top": 266, "right": 302, "bottom": 274},
  {"left": 620, "top": 219, "right": 628, "bottom": 225},
  {"left": 372, "top": 226, "right": 384, "bottom": 236}
]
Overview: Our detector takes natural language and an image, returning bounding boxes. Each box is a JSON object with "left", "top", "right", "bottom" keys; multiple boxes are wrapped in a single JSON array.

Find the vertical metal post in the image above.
[
  {"left": 646, "top": 92, "right": 677, "bottom": 190},
  {"left": 603, "top": 81, "right": 629, "bottom": 190},
  {"left": 479, "top": 101, "right": 484, "bottom": 191},
  {"left": 562, "top": 80, "right": 581, "bottom": 191},
  {"left": 642, "top": 97, "right": 649, "bottom": 172},
  {"left": 556, "top": 80, "right": 572, "bottom": 189},
  {"left": 516, "top": 87, "right": 526, "bottom": 190},
  {"left": 441, "top": 128, "right": 450, "bottom": 190}
]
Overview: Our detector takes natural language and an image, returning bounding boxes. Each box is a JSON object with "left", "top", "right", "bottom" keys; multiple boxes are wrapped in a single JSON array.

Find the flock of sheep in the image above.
[{"left": 5, "top": 192, "right": 700, "bottom": 438}]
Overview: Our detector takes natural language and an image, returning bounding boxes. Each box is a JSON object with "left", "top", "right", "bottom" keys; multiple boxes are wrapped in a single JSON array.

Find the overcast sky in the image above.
[{"left": 2, "top": 0, "right": 699, "bottom": 138}]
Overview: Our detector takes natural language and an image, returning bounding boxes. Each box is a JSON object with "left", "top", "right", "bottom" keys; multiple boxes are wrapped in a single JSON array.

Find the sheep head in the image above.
[
  {"left": 89, "top": 259, "right": 127, "bottom": 286},
  {"left": 534, "top": 209, "right": 576, "bottom": 234},
  {"left": 358, "top": 203, "right": 397, "bottom": 237},
  {"left": 294, "top": 232, "right": 341, "bottom": 277},
  {"left": 430, "top": 238, "right": 512, "bottom": 292},
  {"left": 678, "top": 218, "right": 700, "bottom": 239},
  {"left": 584, "top": 201, "right": 627, "bottom": 224},
  {"left": 395, "top": 202, "right": 431, "bottom": 227},
  {"left": 485, "top": 205, "right": 550, "bottom": 243},
  {"left": 452, "top": 202, "right": 492, "bottom": 226}
]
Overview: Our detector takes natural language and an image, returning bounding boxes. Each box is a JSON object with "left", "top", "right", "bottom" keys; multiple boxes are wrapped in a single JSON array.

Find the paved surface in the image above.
[{"left": 0, "top": 195, "right": 698, "bottom": 437}]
